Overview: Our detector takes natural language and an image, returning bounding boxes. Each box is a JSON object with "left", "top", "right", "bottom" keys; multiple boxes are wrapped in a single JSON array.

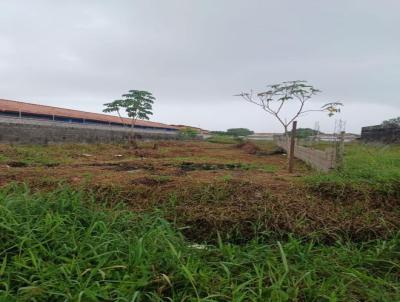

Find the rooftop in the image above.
[{"left": 0, "top": 99, "right": 178, "bottom": 130}]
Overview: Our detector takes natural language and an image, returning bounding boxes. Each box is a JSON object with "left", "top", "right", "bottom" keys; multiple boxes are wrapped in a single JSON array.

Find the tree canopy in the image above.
[
  {"left": 226, "top": 128, "right": 254, "bottom": 137},
  {"left": 210, "top": 128, "right": 254, "bottom": 137},
  {"left": 381, "top": 117, "right": 400, "bottom": 127},
  {"left": 295, "top": 128, "right": 320, "bottom": 139},
  {"left": 103, "top": 90, "right": 155, "bottom": 146},
  {"left": 237, "top": 80, "right": 343, "bottom": 133},
  {"left": 103, "top": 90, "right": 155, "bottom": 127}
]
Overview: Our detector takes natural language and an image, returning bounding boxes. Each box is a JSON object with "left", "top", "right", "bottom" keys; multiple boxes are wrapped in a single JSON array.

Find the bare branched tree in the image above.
[{"left": 237, "top": 80, "right": 343, "bottom": 134}]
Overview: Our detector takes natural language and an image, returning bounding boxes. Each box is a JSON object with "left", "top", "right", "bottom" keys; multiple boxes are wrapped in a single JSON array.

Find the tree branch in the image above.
[{"left": 237, "top": 80, "right": 341, "bottom": 134}]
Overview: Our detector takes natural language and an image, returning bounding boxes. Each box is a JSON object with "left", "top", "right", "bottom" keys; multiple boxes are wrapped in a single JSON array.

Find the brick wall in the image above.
[
  {"left": 0, "top": 116, "right": 179, "bottom": 144},
  {"left": 361, "top": 125, "right": 400, "bottom": 144},
  {"left": 275, "top": 138, "right": 336, "bottom": 172}
]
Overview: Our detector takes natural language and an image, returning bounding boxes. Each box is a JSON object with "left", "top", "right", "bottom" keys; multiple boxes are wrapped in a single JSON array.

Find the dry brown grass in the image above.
[{"left": 0, "top": 141, "right": 399, "bottom": 242}]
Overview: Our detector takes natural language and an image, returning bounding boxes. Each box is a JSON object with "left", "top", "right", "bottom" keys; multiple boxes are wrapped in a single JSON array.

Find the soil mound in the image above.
[{"left": 236, "top": 141, "right": 260, "bottom": 154}]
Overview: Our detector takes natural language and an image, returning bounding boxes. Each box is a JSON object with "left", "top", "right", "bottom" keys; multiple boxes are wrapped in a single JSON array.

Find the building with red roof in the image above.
[{"left": 0, "top": 99, "right": 178, "bottom": 131}]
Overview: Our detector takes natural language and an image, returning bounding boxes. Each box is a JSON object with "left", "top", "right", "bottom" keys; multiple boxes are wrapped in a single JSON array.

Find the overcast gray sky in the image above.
[{"left": 1, "top": 0, "right": 399, "bottom": 133}]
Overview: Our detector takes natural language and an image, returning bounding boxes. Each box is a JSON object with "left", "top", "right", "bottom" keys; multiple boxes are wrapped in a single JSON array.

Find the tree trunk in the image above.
[
  {"left": 283, "top": 125, "right": 289, "bottom": 150},
  {"left": 117, "top": 110, "right": 125, "bottom": 128},
  {"left": 129, "top": 118, "right": 138, "bottom": 148}
]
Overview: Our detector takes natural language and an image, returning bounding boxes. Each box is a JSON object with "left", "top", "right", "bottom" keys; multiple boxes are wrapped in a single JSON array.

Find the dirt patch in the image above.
[
  {"left": 7, "top": 161, "right": 28, "bottom": 167},
  {"left": 180, "top": 162, "right": 245, "bottom": 171},
  {"left": 45, "top": 163, "right": 60, "bottom": 167},
  {"left": 133, "top": 149, "right": 165, "bottom": 158},
  {"left": 236, "top": 141, "right": 260, "bottom": 154},
  {"left": 85, "top": 162, "right": 155, "bottom": 172},
  {"left": 236, "top": 141, "right": 285, "bottom": 156},
  {"left": 131, "top": 176, "right": 171, "bottom": 186}
]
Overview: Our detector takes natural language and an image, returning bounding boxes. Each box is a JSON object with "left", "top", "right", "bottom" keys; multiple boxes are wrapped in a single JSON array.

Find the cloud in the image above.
[{"left": 0, "top": 0, "right": 399, "bottom": 133}]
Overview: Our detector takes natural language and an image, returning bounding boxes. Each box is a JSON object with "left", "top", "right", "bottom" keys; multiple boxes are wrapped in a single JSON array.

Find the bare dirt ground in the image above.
[{"left": 0, "top": 141, "right": 398, "bottom": 242}]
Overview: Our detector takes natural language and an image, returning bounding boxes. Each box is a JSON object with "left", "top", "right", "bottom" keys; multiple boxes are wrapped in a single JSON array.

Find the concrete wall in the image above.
[
  {"left": 361, "top": 125, "right": 400, "bottom": 144},
  {"left": 275, "top": 138, "right": 336, "bottom": 172},
  {"left": 0, "top": 116, "right": 179, "bottom": 144},
  {"left": 247, "top": 136, "right": 274, "bottom": 141}
]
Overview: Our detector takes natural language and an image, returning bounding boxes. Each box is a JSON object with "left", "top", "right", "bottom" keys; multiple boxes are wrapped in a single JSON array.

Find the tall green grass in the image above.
[
  {"left": 306, "top": 143, "right": 400, "bottom": 195},
  {"left": 1, "top": 185, "right": 399, "bottom": 301}
]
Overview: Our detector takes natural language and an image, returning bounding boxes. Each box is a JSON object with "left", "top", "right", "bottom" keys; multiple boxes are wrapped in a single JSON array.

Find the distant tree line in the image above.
[
  {"left": 381, "top": 117, "right": 400, "bottom": 128},
  {"left": 211, "top": 127, "right": 324, "bottom": 139},
  {"left": 210, "top": 128, "right": 254, "bottom": 137}
]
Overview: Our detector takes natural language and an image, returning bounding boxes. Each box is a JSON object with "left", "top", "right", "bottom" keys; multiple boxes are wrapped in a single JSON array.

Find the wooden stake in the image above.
[{"left": 288, "top": 121, "right": 297, "bottom": 173}]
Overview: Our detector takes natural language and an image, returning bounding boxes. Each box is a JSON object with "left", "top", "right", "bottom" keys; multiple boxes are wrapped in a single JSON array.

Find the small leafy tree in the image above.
[
  {"left": 103, "top": 90, "right": 155, "bottom": 144},
  {"left": 237, "top": 80, "right": 342, "bottom": 134},
  {"left": 381, "top": 117, "right": 400, "bottom": 127}
]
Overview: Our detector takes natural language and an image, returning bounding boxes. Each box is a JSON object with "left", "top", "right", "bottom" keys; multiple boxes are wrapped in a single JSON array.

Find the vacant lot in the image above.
[{"left": 1, "top": 141, "right": 399, "bottom": 301}]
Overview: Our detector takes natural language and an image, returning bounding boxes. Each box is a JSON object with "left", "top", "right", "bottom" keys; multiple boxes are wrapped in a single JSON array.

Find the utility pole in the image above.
[{"left": 288, "top": 121, "right": 297, "bottom": 173}]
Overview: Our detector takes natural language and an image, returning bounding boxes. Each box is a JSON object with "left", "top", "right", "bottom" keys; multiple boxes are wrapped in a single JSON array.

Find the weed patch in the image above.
[{"left": 179, "top": 162, "right": 277, "bottom": 173}]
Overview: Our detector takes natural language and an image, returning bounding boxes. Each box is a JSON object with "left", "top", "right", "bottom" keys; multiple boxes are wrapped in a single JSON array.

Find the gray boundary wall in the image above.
[
  {"left": 361, "top": 125, "right": 400, "bottom": 144},
  {"left": 0, "top": 116, "right": 179, "bottom": 144},
  {"left": 275, "top": 137, "right": 336, "bottom": 172}
]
